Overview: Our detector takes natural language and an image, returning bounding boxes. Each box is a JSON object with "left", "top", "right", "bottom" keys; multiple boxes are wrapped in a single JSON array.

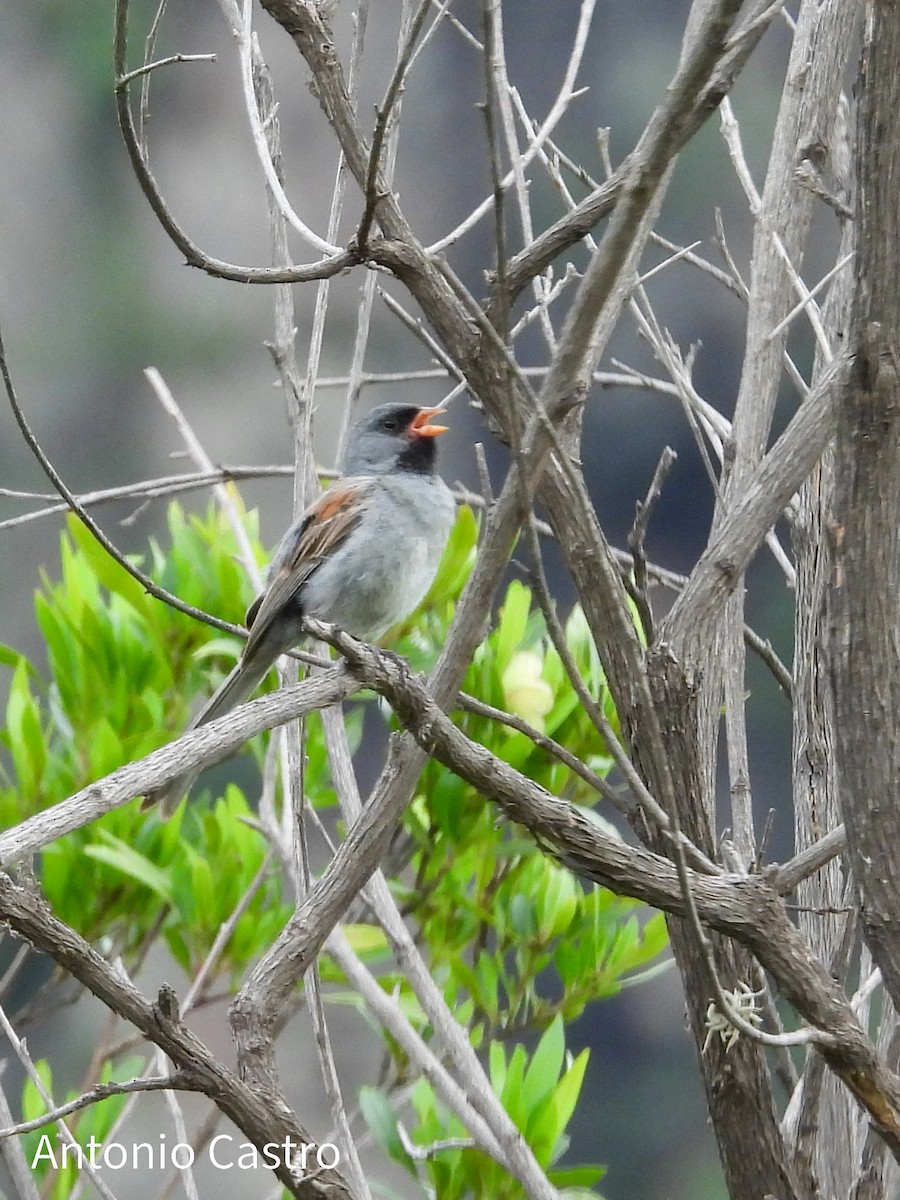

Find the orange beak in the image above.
[{"left": 410, "top": 406, "right": 449, "bottom": 437}]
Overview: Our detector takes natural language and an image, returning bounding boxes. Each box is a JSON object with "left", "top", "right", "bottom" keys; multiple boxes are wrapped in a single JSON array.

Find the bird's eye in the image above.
[{"left": 381, "top": 416, "right": 400, "bottom": 432}]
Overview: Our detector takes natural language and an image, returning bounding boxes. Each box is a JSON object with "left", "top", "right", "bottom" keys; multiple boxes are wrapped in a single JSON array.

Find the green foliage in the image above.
[
  {"left": 0, "top": 499, "right": 668, "bottom": 1199},
  {"left": 360, "top": 1023, "right": 606, "bottom": 1200},
  {"left": 0, "top": 503, "right": 296, "bottom": 968}
]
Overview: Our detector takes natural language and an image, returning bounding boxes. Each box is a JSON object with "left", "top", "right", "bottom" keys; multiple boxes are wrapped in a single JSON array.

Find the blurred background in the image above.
[{"left": 0, "top": 2, "right": 838, "bottom": 1197}]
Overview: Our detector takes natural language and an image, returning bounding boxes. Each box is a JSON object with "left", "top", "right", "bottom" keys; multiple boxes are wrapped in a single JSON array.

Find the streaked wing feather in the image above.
[{"left": 244, "top": 482, "right": 368, "bottom": 654}]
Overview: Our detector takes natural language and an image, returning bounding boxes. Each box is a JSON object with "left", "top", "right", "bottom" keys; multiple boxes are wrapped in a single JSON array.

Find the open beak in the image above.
[{"left": 410, "top": 406, "right": 449, "bottom": 437}]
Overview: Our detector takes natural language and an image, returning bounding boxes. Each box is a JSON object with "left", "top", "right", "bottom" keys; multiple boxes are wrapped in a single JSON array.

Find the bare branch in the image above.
[
  {"left": 663, "top": 350, "right": 846, "bottom": 652},
  {"left": 0, "top": 1074, "right": 195, "bottom": 1140},
  {"left": 501, "top": 0, "right": 787, "bottom": 301},
  {"left": 113, "top": 0, "right": 356, "bottom": 284},
  {"left": 116, "top": 52, "right": 216, "bottom": 88},
  {"left": 0, "top": 669, "right": 353, "bottom": 867},
  {"left": 0, "top": 322, "right": 266, "bottom": 642},
  {"left": 292, "top": 620, "right": 900, "bottom": 1159},
  {"left": 628, "top": 445, "right": 678, "bottom": 640},
  {"left": 0, "top": 879, "right": 352, "bottom": 1199}
]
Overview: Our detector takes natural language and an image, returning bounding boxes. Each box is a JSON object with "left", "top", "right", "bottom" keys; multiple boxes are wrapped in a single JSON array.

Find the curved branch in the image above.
[
  {"left": 113, "top": 0, "right": 356, "bottom": 283},
  {"left": 0, "top": 877, "right": 351, "bottom": 1200},
  {"left": 0, "top": 323, "right": 256, "bottom": 641},
  {"left": 0, "top": 669, "right": 353, "bottom": 867},
  {"left": 499, "top": 0, "right": 789, "bottom": 305},
  {"left": 302, "top": 623, "right": 900, "bottom": 1159}
]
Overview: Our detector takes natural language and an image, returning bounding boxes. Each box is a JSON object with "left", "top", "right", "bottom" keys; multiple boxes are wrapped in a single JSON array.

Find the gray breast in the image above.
[{"left": 301, "top": 473, "right": 455, "bottom": 641}]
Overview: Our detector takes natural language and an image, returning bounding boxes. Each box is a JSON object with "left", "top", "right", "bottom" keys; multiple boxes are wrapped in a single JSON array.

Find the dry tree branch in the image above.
[
  {"left": 663, "top": 349, "right": 845, "bottom": 650},
  {"left": 316, "top": 705, "right": 560, "bottom": 1200},
  {"left": 831, "top": 0, "right": 900, "bottom": 1017},
  {"left": 427, "top": 0, "right": 598, "bottom": 255},
  {"left": 323, "top": 928, "right": 508, "bottom": 1162},
  {"left": 707, "top": 0, "right": 856, "bottom": 831},
  {"left": 138, "top": 0, "right": 169, "bottom": 151},
  {"left": 0, "top": 670, "right": 353, "bottom": 867},
  {"left": 0, "top": 323, "right": 265, "bottom": 645},
  {"left": 235, "top": 0, "right": 341, "bottom": 256},
  {"left": 521, "top": 517, "right": 719, "bottom": 877},
  {"left": 456, "top": 691, "right": 622, "bottom": 804},
  {"left": 775, "top": 826, "right": 848, "bottom": 895},
  {"left": 0, "top": 1000, "right": 121, "bottom": 1200},
  {"left": 500, "top": 0, "right": 788, "bottom": 302},
  {"left": 0, "top": 1075, "right": 197, "bottom": 1141},
  {"left": 117, "top": 52, "right": 216, "bottom": 88},
  {"left": 627, "top": 445, "right": 678, "bottom": 641},
  {"left": 145, "top": 368, "right": 264, "bottom": 587},
  {"left": 293, "top": 621, "right": 900, "bottom": 1159},
  {"left": 113, "top": 0, "right": 356, "bottom": 284},
  {"left": 534, "top": 0, "right": 746, "bottom": 418},
  {"left": 357, "top": 0, "right": 431, "bottom": 248},
  {"left": 0, "top": 879, "right": 352, "bottom": 1200},
  {"left": 0, "top": 1082, "right": 42, "bottom": 1200},
  {"left": 0, "top": 467, "right": 296, "bottom": 532},
  {"left": 339, "top": 1, "right": 409, "bottom": 459}
]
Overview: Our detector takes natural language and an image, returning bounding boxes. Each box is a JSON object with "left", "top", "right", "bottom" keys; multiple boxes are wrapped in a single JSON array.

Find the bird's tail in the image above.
[{"left": 141, "top": 656, "right": 272, "bottom": 817}]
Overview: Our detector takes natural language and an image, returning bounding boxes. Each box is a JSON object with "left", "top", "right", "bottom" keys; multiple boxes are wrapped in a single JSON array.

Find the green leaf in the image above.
[
  {"left": 5, "top": 661, "right": 46, "bottom": 792},
  {"left": 190, "top": 850, "right": 216, "bottom": 926},
  {"left": 493, "top": 580, "right": 533, "bottom": 672},
  {"left": 636, "top": 911, "right": 669, "bottom": 961},
  {"left": 536, "top": 866, "right": 580, "bottom": 941},
  {"left": 358, "top": 1086, "right": 416, "bottom": 1175},
  {"left": 620, "top": 957, "right": 674, "bottom": 988},
  {"left": 0, "top": 643, "right": 33, "bottom": 672},
  {"left": 21, "top": 1061, "right": 53, "bottom": 1124},
  {"left": 502, "top": 1044, "right": 529, "bottom": 1129},
  {"left": 87, "top": 718, "right": 125, "bottom": 778},
  {"left": 83, "top": 832, "right": 173, "bottom": 901},
  {"left": 473, "top": 950, "right": 500, "bottom": 1023},
  {"left": 549, "top": 1165, "right": 606, "bottom": 1188},
  {"left": 67, "top": 515, "right": 147, "bottom": 612},
  {"left": 488, "top": 1040, "right": 507, "bottom": 1096},
  {"left": 523, "top": 1014, "right": 565, "bottom": 1113},
  {"left": 192, "top": 637, "right": 243, "bottom": 664},
  {"left": 342, "top": 923, "right": 389, "bottom": 959},
  {"left": 425, "top": 504, "right": 478, "bottom": 600},
  {"left": 509, "top": 893, "right": 536, "bottom": 938},
  {"left": 550, "top": 1047, "right": 590, "bottom": 1134}
]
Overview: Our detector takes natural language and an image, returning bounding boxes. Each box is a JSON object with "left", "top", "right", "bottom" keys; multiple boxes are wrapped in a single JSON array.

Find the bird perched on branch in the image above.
[{"left": 143, "top": 402, "right": 456, "bottom": 815}]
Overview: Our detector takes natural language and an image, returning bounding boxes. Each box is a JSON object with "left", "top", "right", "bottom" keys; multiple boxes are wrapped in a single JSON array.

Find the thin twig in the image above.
[
  {"left": 357, "top": 0, "right": 431, "bottom": 247},
  {"left": 457, "top": 690, "right": 627, "bottom": 807},
  {"left": 144, "top": 367, "right": 263, "bottom": 588},
  {"left": 428, "top": 0, "right": 598, "bottom": 254},
  {"left": 0, "top": 1001, "right": 123, "bottom": 1200},
  {"left": 522, "top": 515, "right": 719, "bottom": 876},
  {"left": 627, "top": 446, "right": 678, "bottom": 641},
  {"left": 667, "top": 793, "right": 839, "bottom": 1050},
  {"left": 117, "top": 52, "right": 216, "bottom": 88},
  {"left": 237, "top": 0, "right": 341, "bottom": 255},
  {"left": 0, "top": 324, "right": 249, "bottom": 642},
  {"left": 113, "top": 0, "right": 355, "bottom": 284},
  {"left": 0, "top": 1080, "right": 42, "bottom": 1200}
]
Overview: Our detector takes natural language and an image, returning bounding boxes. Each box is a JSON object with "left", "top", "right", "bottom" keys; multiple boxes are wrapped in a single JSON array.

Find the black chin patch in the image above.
[{"left": 396, "top": 434, "right": 438, "bottom": 474}]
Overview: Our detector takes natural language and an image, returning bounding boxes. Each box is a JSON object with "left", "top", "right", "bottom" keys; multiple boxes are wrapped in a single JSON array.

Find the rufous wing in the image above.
[{"left": 243, "top": 480, "right": 369, "bottom": 655}]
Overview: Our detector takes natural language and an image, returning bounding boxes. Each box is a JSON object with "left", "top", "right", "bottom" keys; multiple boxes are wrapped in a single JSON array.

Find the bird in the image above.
[{"left": 143, "top": 402, "right": 456, "bottom": 815}]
